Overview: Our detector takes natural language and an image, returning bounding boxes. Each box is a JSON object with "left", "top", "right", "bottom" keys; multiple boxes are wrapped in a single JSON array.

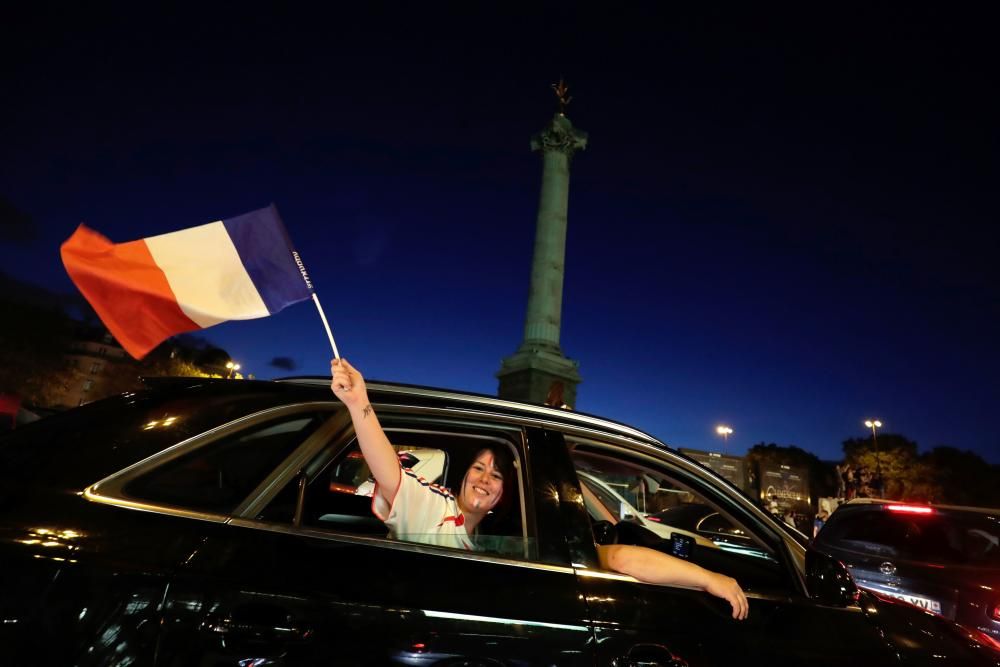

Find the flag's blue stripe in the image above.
[{"left": 222, "top": 204, "right": 313, "bottom": 315}]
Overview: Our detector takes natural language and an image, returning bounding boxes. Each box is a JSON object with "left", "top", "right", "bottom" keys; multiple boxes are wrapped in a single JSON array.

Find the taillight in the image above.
[
  {"left": 885, "top": 504, "right": 934, "bottom": 515},
  {"left": 991, "top": 603, "right": 1000, "bottom": 622},
  {"left": 647, "top": 516, "right": 661, "bottom": 522}
]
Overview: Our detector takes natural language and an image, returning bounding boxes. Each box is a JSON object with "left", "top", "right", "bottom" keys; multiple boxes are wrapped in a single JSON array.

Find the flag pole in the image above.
[{"left": 312, "top": 293, "right": 340, "bottom": 359}]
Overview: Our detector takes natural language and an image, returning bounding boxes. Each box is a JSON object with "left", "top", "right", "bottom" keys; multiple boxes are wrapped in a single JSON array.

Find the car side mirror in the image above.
[{"left": 805, "top": 547, "right": 859, "bottom": 607}]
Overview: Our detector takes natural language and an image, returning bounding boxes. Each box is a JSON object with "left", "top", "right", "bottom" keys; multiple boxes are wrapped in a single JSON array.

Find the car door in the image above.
[
  {"left": 154, "top": 406, "right": 595, "bottom": 665},
  {"left": 555, "top": 431, "right": 897, "bottom": 666}
]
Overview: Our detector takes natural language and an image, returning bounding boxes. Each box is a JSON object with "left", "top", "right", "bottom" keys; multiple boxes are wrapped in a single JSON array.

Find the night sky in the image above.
[{"left": 3, "top": 5, "right": 997, "bottom": 462}]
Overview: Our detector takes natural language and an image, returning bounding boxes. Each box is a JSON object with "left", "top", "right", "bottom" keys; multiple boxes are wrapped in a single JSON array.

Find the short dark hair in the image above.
[
  {"left": 469, "top": 445, "right": 518, "bottom": 534},
  {"left": 473, "top": 445, "right": 514, "bottom": 482}
]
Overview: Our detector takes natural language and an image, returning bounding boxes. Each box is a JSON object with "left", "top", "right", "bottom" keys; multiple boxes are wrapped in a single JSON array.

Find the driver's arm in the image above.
[{"left": 596, "top": 543, "right": 749, "bottom": 620}]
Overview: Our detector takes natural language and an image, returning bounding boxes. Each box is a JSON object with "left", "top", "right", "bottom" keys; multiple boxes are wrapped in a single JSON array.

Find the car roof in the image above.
[{"left": 275, "top": 376, "right": 668, "bottom": 449}]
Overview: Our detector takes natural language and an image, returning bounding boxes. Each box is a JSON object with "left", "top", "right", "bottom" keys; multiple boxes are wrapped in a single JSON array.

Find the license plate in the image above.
[{"left": 880, "top": 590, "right": 942, "bottom": 614}]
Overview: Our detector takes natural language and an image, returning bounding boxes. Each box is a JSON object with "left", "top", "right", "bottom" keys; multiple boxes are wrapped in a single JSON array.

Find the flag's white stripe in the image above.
[{"left": 145, "top": 221, "right": 269, "bottom": 328}]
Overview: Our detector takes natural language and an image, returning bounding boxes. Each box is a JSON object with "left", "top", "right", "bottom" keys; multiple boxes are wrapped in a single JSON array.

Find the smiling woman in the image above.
[
  {"left": 330, "top": 358, "right": 523, "bottom": 552},
  {"left": 371, "top": 444, "right": 515, "bottom": 550}
]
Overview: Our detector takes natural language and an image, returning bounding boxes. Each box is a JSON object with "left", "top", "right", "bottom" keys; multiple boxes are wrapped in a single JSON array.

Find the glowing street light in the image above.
[
  {"left": 716, "top": 425, "right": 733, "bottom": 453},
  {"left": 226, "top": 361, "right": 241, "bottom": 379},
  {"left": 864, "top": 419, "right": 883, "bottom": 488}
]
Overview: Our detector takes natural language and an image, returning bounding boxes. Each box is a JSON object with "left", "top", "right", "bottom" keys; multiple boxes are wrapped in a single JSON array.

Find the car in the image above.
[
  {"left": 1, "top": 376, "right": 998, "bottom": 666},
  {"left": 814, "top": 498, "right": 1000, "bottom": 639}
]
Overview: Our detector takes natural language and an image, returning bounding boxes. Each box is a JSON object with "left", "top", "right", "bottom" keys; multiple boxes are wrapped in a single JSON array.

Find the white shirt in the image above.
[{"left": 372, "top": 467, "right": 474, "bottom": 551}]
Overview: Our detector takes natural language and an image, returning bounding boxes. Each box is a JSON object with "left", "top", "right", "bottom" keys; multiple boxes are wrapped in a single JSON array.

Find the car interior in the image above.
[{"left": 568, "top": 442, "right": 793, "bottom": 593}]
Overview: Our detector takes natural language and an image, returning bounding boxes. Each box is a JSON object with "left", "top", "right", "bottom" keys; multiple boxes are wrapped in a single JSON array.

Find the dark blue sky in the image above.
[{"left": 3, "top": 5, "right": 997, "bottom": 462}]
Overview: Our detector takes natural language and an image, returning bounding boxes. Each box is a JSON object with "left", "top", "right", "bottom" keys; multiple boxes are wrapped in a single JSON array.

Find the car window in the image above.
[
  {"left": 259, "top": 424, "right": 535, "bottom": 560},
  {"left": 568, "top": 439, "right": 793, "bottom": 593},
  {"left": 580, "top": 473, "right": 636, "bottom": 521},
  {"left": 822, "top": 509, "right": 1000, "bottom": 566},
  {"left": 0, "top": 387, "right": 299, "bottom": 490},
  {"left": 122, "top": 413, "right": 326, "bottom": 513}
]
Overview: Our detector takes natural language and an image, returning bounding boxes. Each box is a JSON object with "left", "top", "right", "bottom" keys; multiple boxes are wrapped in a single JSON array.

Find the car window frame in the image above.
[
  {"left": 237, "top": 404, "right": 548, "bottom": 565},
  {"left": 286, "top": 424, "right": 532, "bottom": 555}
]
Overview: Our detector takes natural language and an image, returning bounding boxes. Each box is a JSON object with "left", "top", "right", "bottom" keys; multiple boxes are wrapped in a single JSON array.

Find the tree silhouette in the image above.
[
  {"left": 921, "top": 446, "right": 999, "bottom": 506},
  {"left": 0, "top": 300, "right": 78, "bottom": 406},
  {"left": 841, "top": 433, "right": 938, "bottom": 500}
]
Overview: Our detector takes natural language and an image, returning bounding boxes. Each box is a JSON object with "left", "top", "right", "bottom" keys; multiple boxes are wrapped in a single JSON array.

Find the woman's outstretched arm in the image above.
[{"left": 330, "top": 359, "right": 400, "bottom": 503}]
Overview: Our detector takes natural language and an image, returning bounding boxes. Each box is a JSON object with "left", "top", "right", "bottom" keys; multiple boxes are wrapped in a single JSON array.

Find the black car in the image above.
[
  {"left": 815, "top": 498, "right": 1000, "bottom": 639},
  {"left": 1, "top": 377, "right": 998, "bottom": 666}
]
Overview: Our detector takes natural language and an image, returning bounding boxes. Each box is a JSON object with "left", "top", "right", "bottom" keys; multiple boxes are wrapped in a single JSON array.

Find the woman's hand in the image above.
[
  {"left": 704, "top": 571, "right": 749, "bottom": 620},
  {"left": 330, "top": 358, "right": 369, "bottom": 411}
]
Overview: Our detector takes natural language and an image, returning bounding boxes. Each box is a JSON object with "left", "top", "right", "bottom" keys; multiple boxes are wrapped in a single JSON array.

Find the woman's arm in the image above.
[
  {"left": 330, "top": 359, "right": 400, "bottom": 503},
  {"left": 597, "top": 544, "right": 749, "bottom": 620}
]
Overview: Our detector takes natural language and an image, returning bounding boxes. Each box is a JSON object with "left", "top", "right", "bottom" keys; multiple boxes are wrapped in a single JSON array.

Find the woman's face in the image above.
[{"left": 460, "top": 450, "right": 504, "bottom": 514}]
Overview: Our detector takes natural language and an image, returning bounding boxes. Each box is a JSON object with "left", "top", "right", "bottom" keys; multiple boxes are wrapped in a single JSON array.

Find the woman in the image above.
[{"left": 331, "top": 359, "right": 748, "bottom": 620}]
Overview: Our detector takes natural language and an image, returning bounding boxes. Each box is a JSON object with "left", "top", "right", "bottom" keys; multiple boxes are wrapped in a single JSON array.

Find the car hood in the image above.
[{"left": 859, "top": 589, "right": 1000, "bottom": 663}]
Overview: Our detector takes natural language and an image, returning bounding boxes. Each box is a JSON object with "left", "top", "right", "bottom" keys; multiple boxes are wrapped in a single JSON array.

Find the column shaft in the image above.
[{"left": 523, "top": 150, "right": 570, "bottom": 349}]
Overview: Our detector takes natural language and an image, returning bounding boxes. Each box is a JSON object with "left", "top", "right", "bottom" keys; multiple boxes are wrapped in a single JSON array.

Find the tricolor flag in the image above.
[{"left": 61, "top": 204, "right": 314, "bottom": 359}]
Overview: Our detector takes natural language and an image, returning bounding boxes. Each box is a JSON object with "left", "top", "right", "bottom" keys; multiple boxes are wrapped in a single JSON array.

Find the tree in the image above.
[
  {"left": 93, "top": 343, "right": 216, "bottom": 399},
  {"left": 920, "top": 447, "right": 999, "bottom": 506},
  {"left": 841, "top": 434, "right": 942, "bottom": 502},
  {"left": 0, "top": 273, "right": 226, "bottom": 409},
  {"left": 0, "top": 300, "right": 79, "bottom": 406}
]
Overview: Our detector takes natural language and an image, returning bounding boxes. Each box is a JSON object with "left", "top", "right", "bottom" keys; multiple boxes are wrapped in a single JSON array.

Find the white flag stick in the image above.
[{"left": 312, "top": 293, "right": 341, "bottom": 359}]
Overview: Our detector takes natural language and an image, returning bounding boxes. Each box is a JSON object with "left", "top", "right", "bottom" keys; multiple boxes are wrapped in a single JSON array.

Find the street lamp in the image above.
[
  {"left": 864, "top": 419, "right": 883, "bottom": 495},
  {"left": 225, "top": 361, "right": 241, "bottom": 379},
  {"left": 716, "top": 425, "right": 733, "bottom": 453}
]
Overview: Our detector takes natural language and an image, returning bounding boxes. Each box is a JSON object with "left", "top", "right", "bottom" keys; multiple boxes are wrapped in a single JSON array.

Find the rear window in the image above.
[
  {"left": 122, "top": 413, "right": 325, "bottom": 513},
  {"left": 0, "top": 384, "right": 304, "bottom": 490},
  {"left": 822, "top": 508, "right": 1000, "bottom": 566}
]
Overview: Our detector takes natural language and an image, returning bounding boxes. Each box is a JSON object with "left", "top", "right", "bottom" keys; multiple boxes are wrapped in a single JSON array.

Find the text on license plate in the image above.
[{"left": 882, "top": 591, "right": 942, "bottom": 614}]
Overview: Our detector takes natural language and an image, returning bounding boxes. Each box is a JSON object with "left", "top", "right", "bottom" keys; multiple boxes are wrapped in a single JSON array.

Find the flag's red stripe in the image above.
[{"left": 60, "top": 224, "right": 201, "bottom": 358}]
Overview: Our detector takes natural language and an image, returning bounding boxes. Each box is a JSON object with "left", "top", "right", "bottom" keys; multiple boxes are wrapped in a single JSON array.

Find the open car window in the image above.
[
  {"left": 568, "top": 439, "right": 794, "bottom": 594},
  {"left": 259, "top": 423, "right": 535, "bottom": 560}
]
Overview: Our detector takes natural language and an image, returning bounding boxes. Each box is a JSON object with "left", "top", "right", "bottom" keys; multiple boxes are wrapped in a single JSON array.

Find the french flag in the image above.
[{"left": 60, "top": 204, "right": 313, "bottom": 359}]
